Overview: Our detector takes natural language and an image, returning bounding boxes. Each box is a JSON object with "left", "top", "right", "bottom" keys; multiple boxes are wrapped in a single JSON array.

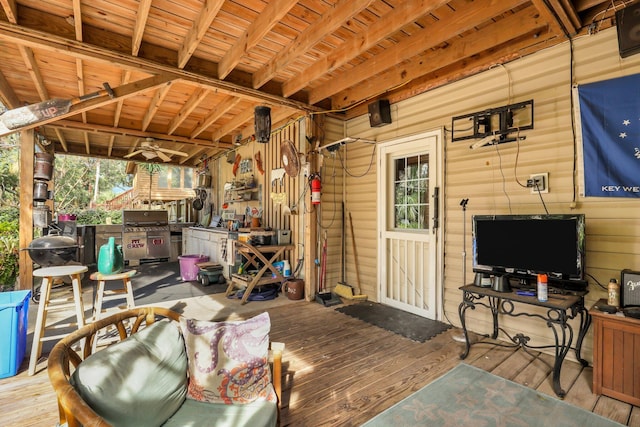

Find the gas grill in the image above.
[{"left": 122, "top": 210, "right": 171, "bottom": 262}]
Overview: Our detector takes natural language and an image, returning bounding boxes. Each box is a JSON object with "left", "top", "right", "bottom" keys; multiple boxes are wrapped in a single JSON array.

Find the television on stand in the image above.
[{"left": 471, "top": 214, "right": 587, "bottom": 293}]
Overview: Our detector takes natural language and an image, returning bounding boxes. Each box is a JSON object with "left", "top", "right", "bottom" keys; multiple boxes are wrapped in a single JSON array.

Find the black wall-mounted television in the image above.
[{"left": 472, "top": 214, "right": 586, "bottom": 289}]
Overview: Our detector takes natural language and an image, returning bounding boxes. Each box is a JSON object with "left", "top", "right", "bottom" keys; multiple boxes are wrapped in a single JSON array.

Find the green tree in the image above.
[
  {"left": 54, "top": 155, "right": 132, "bottom": 213},
  {"left": 137, "top": 163, "right": 163, "bottom": 208},
  {"left": 0, "top": 141, "right": 19, "bottom": 208}
]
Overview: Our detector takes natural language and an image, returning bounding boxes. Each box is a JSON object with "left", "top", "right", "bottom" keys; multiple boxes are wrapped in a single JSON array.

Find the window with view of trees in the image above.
[{"left": 394, "top": 154, "right": 429, "bottom": 230}]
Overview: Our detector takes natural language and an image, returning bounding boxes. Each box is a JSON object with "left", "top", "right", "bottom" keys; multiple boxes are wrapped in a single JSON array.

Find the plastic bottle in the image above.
[
  {"left": 537, "top": 273, "right": 548, "bottom": 302},
  {"left": 608, "top": 278, "right": 620, "bottom": 307},
  {"left": 282, "top": 260, "right": 291, "bottom": 277}
]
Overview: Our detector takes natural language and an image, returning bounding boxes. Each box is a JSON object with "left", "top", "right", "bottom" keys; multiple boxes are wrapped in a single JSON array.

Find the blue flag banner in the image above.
[{"left": 578, "top": 74, "right": 640, "bottom": 198}]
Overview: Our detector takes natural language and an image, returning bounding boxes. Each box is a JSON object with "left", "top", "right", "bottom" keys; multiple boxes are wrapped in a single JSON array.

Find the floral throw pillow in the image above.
[{"left": 179, "top": 312, "right": 276, "bottom": 404}]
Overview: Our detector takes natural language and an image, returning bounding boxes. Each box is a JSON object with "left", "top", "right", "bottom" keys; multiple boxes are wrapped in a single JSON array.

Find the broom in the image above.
[{"left": 334, "top": 207, "right": 367, "bottom": 300}]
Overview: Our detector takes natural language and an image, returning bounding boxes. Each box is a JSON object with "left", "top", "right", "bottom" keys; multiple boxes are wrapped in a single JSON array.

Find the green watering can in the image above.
[{"left": 97, "top": 236, "right": 124, "bottom": 275}]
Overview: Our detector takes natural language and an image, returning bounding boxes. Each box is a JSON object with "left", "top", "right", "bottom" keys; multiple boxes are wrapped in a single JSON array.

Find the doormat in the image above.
[
  {"left": 335, "top": 302, "right": 451, "bottom": 342},
  {"left": 361, "top": 363, "right": 624, "bottom": 427}
]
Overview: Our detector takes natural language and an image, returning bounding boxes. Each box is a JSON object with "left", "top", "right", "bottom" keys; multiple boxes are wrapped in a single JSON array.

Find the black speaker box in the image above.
[
  {"left": 368, "top": 99, "right": 392, "bottom": 127},
  {"left": 616, "top": 4, "right": 640, "bottom": 58},
  {"left": 621, "top": 269, "right": 640, "bottom": 307}
]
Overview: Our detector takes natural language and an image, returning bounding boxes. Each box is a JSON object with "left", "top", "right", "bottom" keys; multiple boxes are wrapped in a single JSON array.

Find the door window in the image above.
[{"left": 393, "top": 154, "right": 429, "bottom": 230}]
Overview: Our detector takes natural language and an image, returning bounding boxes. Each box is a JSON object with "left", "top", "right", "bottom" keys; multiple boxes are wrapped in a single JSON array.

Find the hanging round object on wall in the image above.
[
  {"left": 281, "top": 139, "right": 300, "bottom": 177},
  {"left": 192, "top": 197, "right": 203, "bottom": 211},
  {"left": 254, "top": 106, "right": 271, "bottom": 144}
]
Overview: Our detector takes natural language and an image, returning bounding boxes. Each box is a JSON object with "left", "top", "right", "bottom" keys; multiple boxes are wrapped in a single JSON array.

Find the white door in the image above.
[{"left": 377, "top": 130, "right": 443, "bottom": 319}]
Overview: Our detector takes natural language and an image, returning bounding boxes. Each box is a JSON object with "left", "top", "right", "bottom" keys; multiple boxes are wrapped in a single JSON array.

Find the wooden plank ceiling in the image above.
[{"left": 0, "top": 0, "right": 623, "bottom": 166}]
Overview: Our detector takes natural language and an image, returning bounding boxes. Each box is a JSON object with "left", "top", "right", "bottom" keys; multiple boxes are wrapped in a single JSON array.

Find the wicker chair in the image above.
[{"left": 47, "top": 307, "right": 283, "bottom": 427}]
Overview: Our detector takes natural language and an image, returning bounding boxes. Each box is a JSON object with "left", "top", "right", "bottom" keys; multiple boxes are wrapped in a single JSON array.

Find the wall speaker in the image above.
[
  {"left": 368, "top": 99, "right": 392, "bottom": 127},
  {"left": 621, "top": 269, "right": 640, "bottom": 307},
  {"left": 616, "top": 4, "right": 640, "bottom": 58}
]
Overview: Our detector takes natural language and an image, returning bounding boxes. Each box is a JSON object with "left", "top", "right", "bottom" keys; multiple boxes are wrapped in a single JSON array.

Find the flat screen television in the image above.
[{"left": 472, "top": 214, "right": 586, "bottom": 289}]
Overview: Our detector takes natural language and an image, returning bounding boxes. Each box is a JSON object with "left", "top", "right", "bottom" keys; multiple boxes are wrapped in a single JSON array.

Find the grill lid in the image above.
[{"left": 122, "top": 209, "right": 168, "bottom": 226}]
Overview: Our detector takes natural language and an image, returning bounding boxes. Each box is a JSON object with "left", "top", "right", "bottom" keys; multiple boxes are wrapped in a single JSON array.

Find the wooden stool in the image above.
[
  {"left": 29, "top": 265, "right": 89, "bottom": 376},
  {"left": 90, "top": 270, "right": 137, "bottom": 322}
]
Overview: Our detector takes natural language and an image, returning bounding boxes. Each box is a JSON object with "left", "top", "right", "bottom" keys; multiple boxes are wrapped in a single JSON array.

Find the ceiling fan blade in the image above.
[
  {"left": 157, "top": 150, "right": 172, "bottom": 162},
  {"left": 158, "top": 147, "right": 189, "bottom": 157},
  {"left": 124, "top": 150, "right": 143, "bottom": 158}
]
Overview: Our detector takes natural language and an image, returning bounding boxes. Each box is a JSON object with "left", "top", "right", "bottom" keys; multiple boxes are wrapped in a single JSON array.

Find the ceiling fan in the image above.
[{"left": 124, "top": 138, "right": 188, "bottom": 162}]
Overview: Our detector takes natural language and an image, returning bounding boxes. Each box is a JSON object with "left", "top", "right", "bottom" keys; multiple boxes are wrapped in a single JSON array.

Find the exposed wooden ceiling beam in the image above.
[
  {"left": 0, "top": 0, "right": 17, "bottom": 23},
  {"left": 168, "top": 87, "right": 209, "bottom": 135},
  {"left": 2, "top": 0, "right": 49, "bottom": 109},
  {"left": 211, "top": 107, "right": 254, "bottom": 141},
  {"left": 282, "top": 0, "right": 450, "bottom": 97},
  {"left": 530, "top": 0, "right": 572, "bottom": 36},
  {"left": 0, "top": 69, "right": 21, "bottom": 108},
  {"left": 18, "top": 46, "right": 48, "bottom": 101},
  {"left": 177, "top": 0, "right": 225, "bottom": 69},
  {"left": 334, "top": 9, "right": 550, "bottom": 110},
  {"left": 113, "top": 70, "right": 132, "bottom": 127},
  {"left": 252, "top": 0, "right": 375, "bottom": 89},
  {"left": 132, "top": 0, "right": 153, "bottom": 56},
  {"left": 141, "top": 84, "right": 172, "bottom": 131},
  {"left": 72, "top": 0, "right": 88, "bottom": 123},
  {"left": 83, "top": 131, "right": 90, "bottom": 155},
  {"left": 311, "top": 0, "right": 531, "bottom": 105},
  {"left": 47, "top": 118, "right": 222, "bottom": 148},
  {"left": 545, "top": 0, "right": 580, "bottom": 34},
  {"left": 0, "top": 20, "right": 321, "bottom": 114},
  {"left": 107, "top": 134, "right": 115, "bottom": 157},
  {"left": 72, "top": 0, "right": 83, "bottom": 41},
  {"left": 54, "top": 127, "right": 68, "bottom": 152},
  {"left": 179, "top": 145, "right": 212, "bottom": 165},
  {"left": 218, "top": 0, "right": 298, "bottom": 79},
  {"left": 190, "top": 96, "right": 241, "bottom": 139}
]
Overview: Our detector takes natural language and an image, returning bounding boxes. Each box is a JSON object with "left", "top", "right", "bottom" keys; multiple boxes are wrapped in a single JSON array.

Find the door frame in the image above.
[{"left": 376, "top": 129, "right": 445, "bottom": 320}]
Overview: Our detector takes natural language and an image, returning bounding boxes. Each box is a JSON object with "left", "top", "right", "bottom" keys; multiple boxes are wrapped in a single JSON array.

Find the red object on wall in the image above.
[{"left": 310, "top": 175, "right": 321, "bottom": 205}]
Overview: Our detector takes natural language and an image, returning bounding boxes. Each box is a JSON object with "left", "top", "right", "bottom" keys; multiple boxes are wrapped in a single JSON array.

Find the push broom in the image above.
[{"left": 334, "top": 206, "right": 367, "bottom": 300}]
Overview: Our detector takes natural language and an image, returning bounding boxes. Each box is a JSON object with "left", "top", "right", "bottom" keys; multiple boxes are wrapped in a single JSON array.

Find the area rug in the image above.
[
  {"left": 361, "top": 363, "right": 624, "bottom": 427},
  {"left": 335, "top": 301, "right": 451, "bottom": 342}
]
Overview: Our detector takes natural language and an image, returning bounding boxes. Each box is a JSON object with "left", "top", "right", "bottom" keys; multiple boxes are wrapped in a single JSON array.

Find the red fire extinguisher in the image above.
[{"left": 310, "top": 173, "right": 321, "bottom": 205}]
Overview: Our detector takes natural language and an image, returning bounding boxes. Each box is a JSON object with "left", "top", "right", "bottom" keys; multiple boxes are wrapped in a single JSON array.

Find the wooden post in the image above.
[{"left": 18, "top": 129, "right": 35, "bottom": 291}]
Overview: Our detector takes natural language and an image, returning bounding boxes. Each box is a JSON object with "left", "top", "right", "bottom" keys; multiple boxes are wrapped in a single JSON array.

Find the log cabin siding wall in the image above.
[
  {"left": 332, "top": 27, "right": 640, "bottom": 362},
  {"left": 131, "top": 167, "right": 195, "bottom": 206}
]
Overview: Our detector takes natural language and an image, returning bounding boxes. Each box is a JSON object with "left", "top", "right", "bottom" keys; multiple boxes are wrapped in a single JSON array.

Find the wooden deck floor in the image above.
[{"left": 1, "top": 300, "right": 639, "bottom": 426}]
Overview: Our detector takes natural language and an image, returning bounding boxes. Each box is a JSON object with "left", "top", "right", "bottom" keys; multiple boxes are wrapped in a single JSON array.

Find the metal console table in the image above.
[{"left": 458, "top": 284, "right": 591, "bottom": 398}]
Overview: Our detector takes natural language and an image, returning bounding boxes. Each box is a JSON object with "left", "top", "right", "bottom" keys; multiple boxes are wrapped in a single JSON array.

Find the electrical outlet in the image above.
[
  {"left": 528, "top": 173, "right": 548, "bottom": 194},
  {"left": 301, "top": 162, "right": 310, "bottom": 177}
]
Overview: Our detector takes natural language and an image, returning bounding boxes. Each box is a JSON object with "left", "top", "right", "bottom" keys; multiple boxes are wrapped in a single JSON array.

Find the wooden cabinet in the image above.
[
  {"left": 591, "top": 299, "right": 640, "bottom": 406},
  {"left": 184, "top": 227, "right": 234, "bottom": 278}
]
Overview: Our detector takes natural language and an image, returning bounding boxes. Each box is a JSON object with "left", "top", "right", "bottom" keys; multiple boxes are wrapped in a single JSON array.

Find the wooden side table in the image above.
[
  {"left": 590, "top": 299, "right": 640, "bottom": 406},
  {"left": 226, "top": 241, "right": 293, "bottom": 304},
  {"left": 29, "top": 264, "right": 88, "bottom": 375}
]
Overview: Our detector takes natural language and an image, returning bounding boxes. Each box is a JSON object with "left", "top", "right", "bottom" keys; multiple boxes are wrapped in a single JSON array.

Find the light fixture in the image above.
[{"left": 254, "top": 106, "right": 271, "bottom": 144}]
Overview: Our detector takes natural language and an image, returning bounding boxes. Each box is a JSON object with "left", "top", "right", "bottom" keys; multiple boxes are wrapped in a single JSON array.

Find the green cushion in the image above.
[
  {"left": 70, "top": 320, "right": 188, "bottom": 427},
  {"left": 161, "top": 393, "right": 277, "bottom": 427}
]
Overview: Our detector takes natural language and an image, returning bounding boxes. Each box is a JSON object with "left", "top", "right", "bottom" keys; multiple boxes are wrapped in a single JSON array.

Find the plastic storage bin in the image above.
[
  {"left": 178, "top": 255, "right": 209, "bottom": 281},
  {"left": 0, "top": 290, "right": 31, "bottom": 379}
]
